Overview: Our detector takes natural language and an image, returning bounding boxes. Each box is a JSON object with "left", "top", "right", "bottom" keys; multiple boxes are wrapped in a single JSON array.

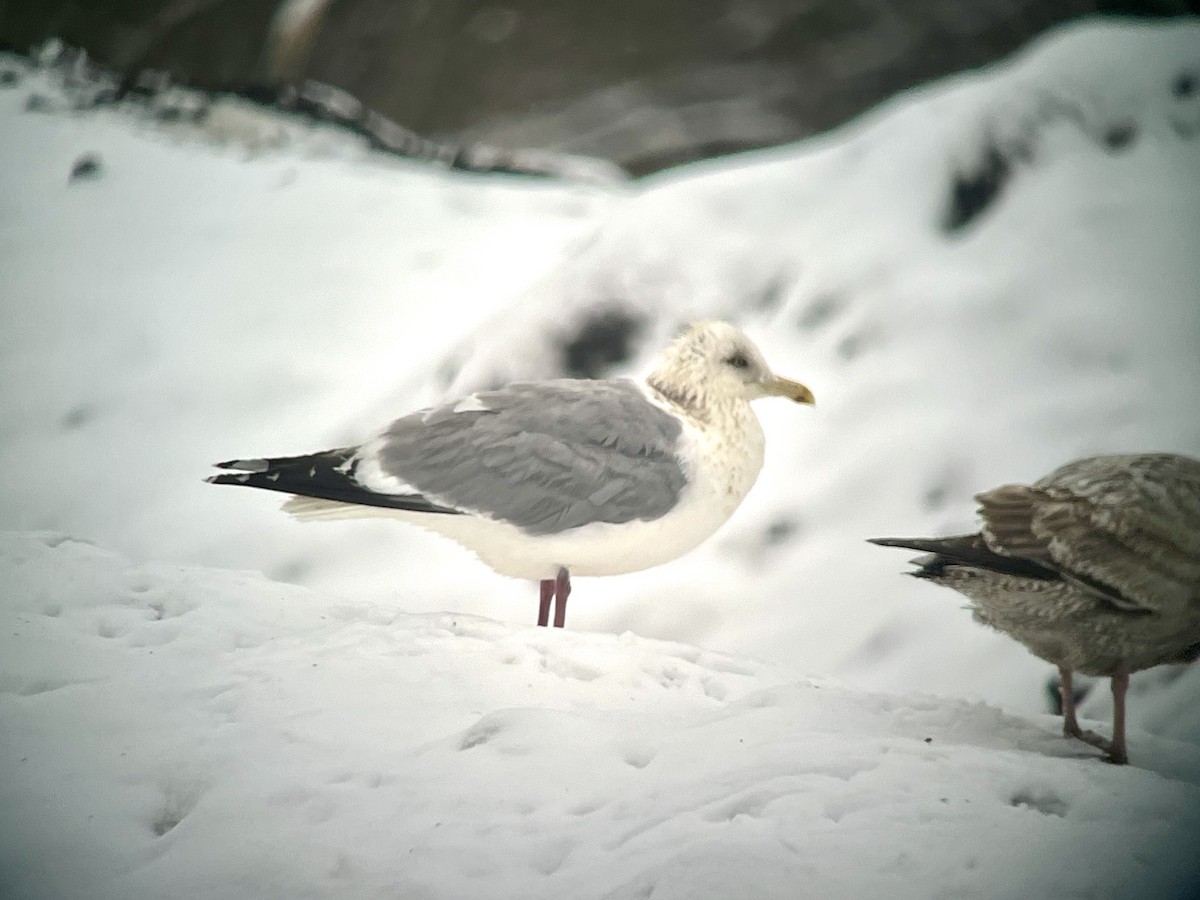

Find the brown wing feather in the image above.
[
  {"left": 976, "top": 455, "right": 1200, "bottom": 615},
  {"left": 975, "top": 483, "right": 1052, "bottom": 562}
]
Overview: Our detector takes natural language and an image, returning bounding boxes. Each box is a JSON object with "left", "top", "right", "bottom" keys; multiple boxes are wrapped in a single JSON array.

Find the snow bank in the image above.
[
  {"left": 0, "top": 16, "right": 1198, "bottom": 757},
  {"left": 3, "top": 531, "right": 1199, "bottom": 900}
]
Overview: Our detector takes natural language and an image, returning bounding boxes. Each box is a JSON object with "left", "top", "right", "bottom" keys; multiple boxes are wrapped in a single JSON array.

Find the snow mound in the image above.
[
  {"left": 442, "top": 18, "right": 1200, "bottom": 391},
  {"left": 0, "top": 17, "right": 1197, "bottom": 744},
  {"left": 2, "top": 531, "right": 1199, "bottom": 900}
]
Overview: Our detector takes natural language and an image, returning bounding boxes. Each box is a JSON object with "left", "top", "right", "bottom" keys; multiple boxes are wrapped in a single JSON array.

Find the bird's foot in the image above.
[{"left": 1064, "top": 723, "right": 1125, "bottom": 763}]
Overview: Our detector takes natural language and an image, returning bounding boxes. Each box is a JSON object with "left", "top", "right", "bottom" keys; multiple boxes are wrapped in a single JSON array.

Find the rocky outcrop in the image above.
[{"left": 2, "top": 0, "right": 1197, "bottom": 173}]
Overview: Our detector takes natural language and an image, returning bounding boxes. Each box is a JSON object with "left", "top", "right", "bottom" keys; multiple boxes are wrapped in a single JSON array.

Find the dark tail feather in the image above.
[
  {"left": 868, "top": 535, "right": 978, "bottom": 556},
  {"left": 207, "top": 448, "right": 460, "bottom": 516},
  {"left": 867, "top": 534, "right": 1059, "bottom": 581}
]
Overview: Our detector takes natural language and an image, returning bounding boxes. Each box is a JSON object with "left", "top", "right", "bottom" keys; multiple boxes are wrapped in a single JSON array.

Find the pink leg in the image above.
[
  {"left": 537, "top": 579, "right": 553, "bottom": 627},
  {"left": 552, "top": 567, "right": 571, "bottom": 629},
  {"left": 1060, "top": 665, "right": 1125, "bottom": 762},
  {"left": 1060, "top": 667, "right": 1081, "bottom": 738},
  {"left": 1108, "top": 671, "right": 1129, "bottom": 765}
]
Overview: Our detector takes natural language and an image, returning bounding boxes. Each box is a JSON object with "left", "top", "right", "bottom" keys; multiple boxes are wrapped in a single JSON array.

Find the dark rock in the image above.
[
  {"left": 0, "top": 68, "right": 18, "bottom": 87},
  {"left": 5, "top": 0, "right": 1197, "bottom": 175}
]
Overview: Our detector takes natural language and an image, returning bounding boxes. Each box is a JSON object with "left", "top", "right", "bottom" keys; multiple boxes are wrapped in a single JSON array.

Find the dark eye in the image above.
[{"left": 726, "top": 352, "right": 750, "bottom": 370}]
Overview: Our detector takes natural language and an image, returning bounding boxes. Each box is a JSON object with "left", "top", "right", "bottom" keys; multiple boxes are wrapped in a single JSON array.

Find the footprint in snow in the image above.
[
  {"left": 152, "top": 779, "right": 204, "bottom": 837},
  {"left": 1010, "top": 789, "right": 1069, "bottom": 818}
]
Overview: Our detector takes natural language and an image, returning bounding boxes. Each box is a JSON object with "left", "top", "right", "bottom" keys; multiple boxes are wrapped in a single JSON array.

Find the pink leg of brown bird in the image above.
[
  {"left": 537, "top": 579, "right": 553, "bottom": 627},
  {"left": 1108, "top": 671, "right": 1129, "bottom": 765},
  {"left": 552, "top": 567, "right": 571, "bottom": 628},
  {"left": 1060, "top": 666, "right": 1124, "bottom": 762},
  {"left": 1059, "top": 667, "right": 1081, "bottom": 736}
]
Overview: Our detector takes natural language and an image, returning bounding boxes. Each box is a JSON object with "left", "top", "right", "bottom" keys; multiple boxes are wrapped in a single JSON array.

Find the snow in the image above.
[
  {"left": 4, "top": 532, "right": 1200, "bottom": 900},
  {"left": 2, "top": 17, "right": 1200, "bottom": 899}
]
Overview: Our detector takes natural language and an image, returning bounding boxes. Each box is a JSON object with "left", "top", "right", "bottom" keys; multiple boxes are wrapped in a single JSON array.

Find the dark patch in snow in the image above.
[
  {"left": 150, "top": 779, "right": 204, "bottom": 837},
  {"left": 154, "top": 102, "right": 207, "bottom": 126},
  {"left": 762, "top": 517, "right": 800, "bottom": 546},
  {"left": 1102, "top": 121, "right": 1138, "bottom": 151},
  {"left": 944, "top": 81, "right": 1200, "bottom": 234},
  {"left": 943, "top": 143, "right": 1010, "bottom": 233},
  {"left": 1010, "top": 789, "right": 1068, "bottom": 818},
  {"left": 623, "top": 747, "right": 655, "bottom": 769},
  {"left": 921, "top": 469, "right": 966, "bottom": 513},
  {"left": 836, "top": 330, "right": 870, "bottom": 361},
  {"left": 97, "top": 620, "right": 122, "bottom": 639},
  {"left": 1, "top": 676, "right": 78, "bottom": 696},
  {"left": 922, "top": 483, "right": 949, "bottom": 513},
  {"left": 753, "top": 271, "right": 792, "bottom": 313},
  {"left": 796, "top": 293, "right": 844, "bottom": 332},
  {"left": 152, "top": 806, "right": 185, "bottom": 837},
  {"left": 434, "top": 349, "right": 467, "bottom": 391},
  {"left": 460, "top": 717, "right": 506, "bottom": 750},
  {"left": 40, "top": 533, "right": 88, "bottom": 549},
  {"left": 69, "top": 153, "right": 102, "bottom": 183},
  {"left": 0, "top": 69, "right": 19, "bottom": 87},
  {"left": 25, "top": 93, "right": 51, "bottom": 112},
  {"left": 1171, "top": 117, "right": 1197, "bottom": 139},
  {"left": 560, "top": 309, "right": 645, "bottom": 379},
  {"left": 270, "top": 557, "right": 314, "bottom": 585},
  {"left": 60, "top": 403, "right": 95, "bottom": 430},
  {"left": 1173, "top": 70, "right": 1197, "bottom": 99}
]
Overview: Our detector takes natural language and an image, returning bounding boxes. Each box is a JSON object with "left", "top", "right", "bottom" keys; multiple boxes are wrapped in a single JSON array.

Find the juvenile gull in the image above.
[
  {"left": 208, "top": 321, "right": 814, "bottom": 628},
  {"left": 870, "top": 453, "right": 1200, "bottom": 764}
]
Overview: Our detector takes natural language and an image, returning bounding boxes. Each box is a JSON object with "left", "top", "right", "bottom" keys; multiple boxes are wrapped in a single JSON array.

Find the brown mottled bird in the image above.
[{"left": 870, "top": 453, "right": 1200, "bottom": 765}]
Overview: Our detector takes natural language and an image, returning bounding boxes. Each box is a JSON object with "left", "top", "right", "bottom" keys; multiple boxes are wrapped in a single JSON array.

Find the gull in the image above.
[
  {"left": 208, "top": 320, "right": 814, "bottom": 627},
  {"left": 870, "top": 453, "right": 1200, "bottom": 764}
]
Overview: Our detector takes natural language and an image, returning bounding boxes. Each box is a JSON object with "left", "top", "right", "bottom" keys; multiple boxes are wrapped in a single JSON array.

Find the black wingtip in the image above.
[
  {"left": 867, "top": 537, "right": 919, "bottom": 549},
  {"left": 213, "top": 458, "right": 269, "bottom": 472},
  {"left": 204, "top": 449, "right": 464, "bottom": 517},
  {"left": 206, "top": 472, "right": 253, "bottom": 486},
  {"left": 870, "top": 532, "right": 1062, "bottom": 582}
]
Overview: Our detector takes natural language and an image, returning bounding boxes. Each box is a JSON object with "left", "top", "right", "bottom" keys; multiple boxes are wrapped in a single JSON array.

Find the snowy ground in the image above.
[
  {"left": 2, "top": 17, "right": 1200, "bottom": 900},
  {"left": 4, "top": 532, "right": 1200, "bottom": 900}
]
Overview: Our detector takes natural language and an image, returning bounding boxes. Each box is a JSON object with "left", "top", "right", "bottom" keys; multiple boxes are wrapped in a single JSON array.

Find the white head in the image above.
[{"left": 646, "top": 320, "right": 814, "bottom": 412}]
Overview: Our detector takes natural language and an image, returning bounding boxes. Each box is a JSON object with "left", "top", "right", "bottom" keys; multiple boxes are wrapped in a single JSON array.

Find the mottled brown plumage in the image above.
[{"left": 871, "top": 453, "right": 1200, "bottom": 764}]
